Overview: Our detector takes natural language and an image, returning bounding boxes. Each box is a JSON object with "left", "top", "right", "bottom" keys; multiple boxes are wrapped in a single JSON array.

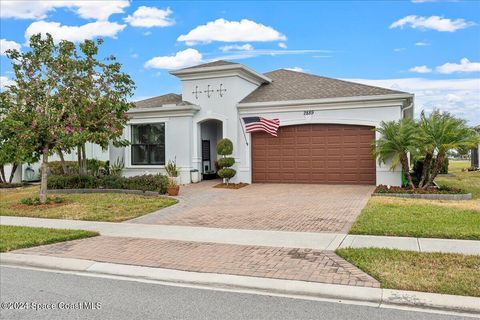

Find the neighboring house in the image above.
[{"left": 110, "top": 60, "right": 414, "bottom": 186}]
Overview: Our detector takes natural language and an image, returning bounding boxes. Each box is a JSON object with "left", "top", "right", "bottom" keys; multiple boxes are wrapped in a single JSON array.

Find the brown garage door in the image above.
[{"left": 252, "top": 124, "right": 376, "bottom": 184}]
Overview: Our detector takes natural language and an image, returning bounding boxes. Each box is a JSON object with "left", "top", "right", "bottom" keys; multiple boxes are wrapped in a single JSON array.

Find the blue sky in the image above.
[{"left": 1, "top": 0, "right": 479, "bottom": 125}]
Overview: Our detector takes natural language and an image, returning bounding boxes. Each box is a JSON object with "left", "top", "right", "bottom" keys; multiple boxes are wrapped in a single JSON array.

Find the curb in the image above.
[
  {"left": 372, "top": 192, "right": 472, "bottom": 200},
  {"left": 47, "top": 189, "right": 164, "bottom": 197},
  {"left": 1, "top": 253, "right": 479, "bottom": 315}
]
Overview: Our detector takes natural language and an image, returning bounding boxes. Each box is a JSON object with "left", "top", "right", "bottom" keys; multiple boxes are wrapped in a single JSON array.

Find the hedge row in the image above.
[
  {"left": 48, "top": 160, "right": 107, "bottom": 175},
  {"left": 47, "top": 174, "right": 169, "bottom": 194}
]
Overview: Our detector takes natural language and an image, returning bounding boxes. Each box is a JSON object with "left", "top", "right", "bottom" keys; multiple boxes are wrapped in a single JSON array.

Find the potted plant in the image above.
[
  {"left": 165, "top": 159, "right": 180, "bottom": 196},
  {"left": 166, "top": 176, "right": 179, "bottom": 196}
]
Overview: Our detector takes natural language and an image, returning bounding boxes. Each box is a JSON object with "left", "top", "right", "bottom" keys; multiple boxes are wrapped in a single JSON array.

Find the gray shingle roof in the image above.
[
  {"left": 240, "top": 69, "right": 408, "bottom": 103},
  {"left": 178, "top": 60, "right": 239, "bottom": 71},
  {"left": 134, "top": 93, "right": 191, "bottom": 108}
]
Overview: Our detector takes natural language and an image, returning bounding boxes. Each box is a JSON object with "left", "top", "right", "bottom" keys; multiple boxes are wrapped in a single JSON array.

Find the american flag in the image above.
[{"left": 243, "top": 117, "right": 280, "bottom": 137}]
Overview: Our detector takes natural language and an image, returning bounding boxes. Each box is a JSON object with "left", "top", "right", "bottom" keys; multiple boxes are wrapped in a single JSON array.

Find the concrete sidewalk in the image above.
[
  {"left": 1, "top": 253, "right": 479, "bottom": 315},
  {"left": 1, "top": 216, "right": 479, "bottom": 255}
]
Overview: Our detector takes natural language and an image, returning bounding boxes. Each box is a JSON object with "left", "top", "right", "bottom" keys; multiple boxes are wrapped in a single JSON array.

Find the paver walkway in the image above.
[
  {"left": 15, "top": 236, "right": 380, "bottom": 288},
  {"left": 2, "top": 216, "right": 480, "bottom": 255},
  {"left": 130, "top": 180, "right": 374, "bottom": 233}
]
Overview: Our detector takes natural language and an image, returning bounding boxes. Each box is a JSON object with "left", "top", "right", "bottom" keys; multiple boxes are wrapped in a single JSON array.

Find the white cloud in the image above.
[
  {"left": 409, "top": 65, "right": 432, "bottom": 73},
  {"left": 346, "top": 77, "right": 480, "bottom": 125},
  {"left": 278, "top": 42, "right": 287, "bottom": 49},
  {"left": 177, "top": 18, "right": 286, "bottom": 45},
  {"left": 0, "top": 0, "right": 129, "bottom": 21},
  {"left": 219, "top": 44, "right": 254, "bottom": 52},
  {"left": 0, "top": 75, "right": 15, "bottom": 90},
  {"left": 124, "top": 6, "right": 174, "bottom": 28},
  {"left": 213, "top": 49, "right": 330, "bottom": 61},
  {"left": 415, "top": 41, "right": 429, "bottom": 46},
  {"left": 0, "top": 39, "right": 21, "bottom": 55},
  {"left": 284, "top": 67, "right": 305, "bottom": 72},
  {"left": 390, "top": 15, "right": 475, "bottom": 32},
  {"left": 144, "top": 49, "right": 203, "bottom": 70},
  {"left": 25, "top": 20, "right": 126, "bottom": 43},
  {"left": 394, "top": 48, "right": 405, "bottom": 52},
  {"left": 436, "top": 58, "right": 480, "bottom": 74}
]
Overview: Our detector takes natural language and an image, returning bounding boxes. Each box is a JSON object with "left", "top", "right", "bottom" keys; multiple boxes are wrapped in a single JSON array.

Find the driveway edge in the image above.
[{"left": 1, "top": 253, "right": 479, "bottom": 314}]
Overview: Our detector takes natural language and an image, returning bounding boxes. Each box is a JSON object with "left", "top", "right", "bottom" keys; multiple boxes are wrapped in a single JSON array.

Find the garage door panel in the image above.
[{"left": 252, "top": 124, "right": 376, "bottom": 184}]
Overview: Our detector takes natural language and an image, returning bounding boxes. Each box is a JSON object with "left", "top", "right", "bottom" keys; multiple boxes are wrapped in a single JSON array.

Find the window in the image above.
[{"left": 131, "top": 123, "right": 165, "bottom": 165}]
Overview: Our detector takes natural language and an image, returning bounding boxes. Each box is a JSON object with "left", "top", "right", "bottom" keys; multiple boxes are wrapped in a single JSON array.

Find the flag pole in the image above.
[{"left": 238, "top": 114, "right": 249, "bottom": 146}]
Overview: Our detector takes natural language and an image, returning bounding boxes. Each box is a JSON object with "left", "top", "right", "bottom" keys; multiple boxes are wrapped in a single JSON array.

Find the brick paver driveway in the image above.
[
  {"left": 130, "top": 180, "right": 374, "bottom": 233},
  {"left": 16, "top": 236, "right": 379, "bottom": 288}
]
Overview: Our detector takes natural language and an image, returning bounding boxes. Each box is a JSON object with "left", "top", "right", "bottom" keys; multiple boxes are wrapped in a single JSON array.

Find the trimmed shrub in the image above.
[
  {"left": 99, "top": 175, "right": 125, "bottom": 189},
  {"left": 47, "top": 174, "right": 168, "bottom": 194},
  {"left": 48, "top": 161, "right": 78, "bottom": 175},
  {"left": 217, "top": 138, "right": 233, "bottom": 156},
  {"left": 123, "top": 175, "right": 169, "bottom": 193},
  {"left": 48, "top": 159, "right": 108, "bottom": 176},
  {"left": 48, "top": 174, "right": 97, "bottom": 189},
  {"left": 217, "top": 157, "right": 235, "bottom": 168},
  {"left": 216, "top": 138, "right": 236, "bottom": 184},
  {"left": 218, "top": 168, "right": 236, "bottom": 180}
]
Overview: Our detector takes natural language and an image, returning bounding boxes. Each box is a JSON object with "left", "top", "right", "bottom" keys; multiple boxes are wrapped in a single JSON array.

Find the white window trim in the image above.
[{"left": 125, "top": 118, "right": 169, "bottom": 169}]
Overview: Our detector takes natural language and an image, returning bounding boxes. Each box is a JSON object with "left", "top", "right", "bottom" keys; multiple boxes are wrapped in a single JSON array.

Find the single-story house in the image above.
[
  {"left": 10, "top": 60, "right": 414, "bottom": 186},
  {"left": 109, "top": 60, "right": 414, "bottom": 186}
]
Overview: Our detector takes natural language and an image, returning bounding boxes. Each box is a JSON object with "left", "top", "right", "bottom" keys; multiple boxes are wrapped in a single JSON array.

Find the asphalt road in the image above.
[{"left": 0, "top": 266, "right": 476, "bottom": 320}]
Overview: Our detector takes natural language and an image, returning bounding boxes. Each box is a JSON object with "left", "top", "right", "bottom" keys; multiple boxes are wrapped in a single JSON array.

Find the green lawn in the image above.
[
  {"left": 350, "top": 159, "right": 480, "bottom": 240},
  {"left": 350, "top": 197, "right": 480, "bottom": 239},
  {"left": 436, "top": 160, "right": 480, "bottom": 199},
  {"left": 336, "top": 248, "right": 480, "bottom": 297},
  {"left": 0, "top": 225, "right": 97, "bottom": 252},
  {"left": 0, "top": 186, "right": 178, "bottom": 222}
]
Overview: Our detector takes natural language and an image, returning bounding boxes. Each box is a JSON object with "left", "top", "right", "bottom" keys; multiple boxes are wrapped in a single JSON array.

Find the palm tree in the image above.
[
  {"left": 373, "top": 118, "right": 419, "bottom": 190},
  {"left": 416, "top": 111, "right": 439, "bottom": 188},
  {"left": 422, "top": 111, "right": 479, "bottom": 187}
]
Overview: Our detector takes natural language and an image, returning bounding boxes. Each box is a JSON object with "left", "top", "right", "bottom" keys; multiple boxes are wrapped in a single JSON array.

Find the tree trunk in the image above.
[
  {"left": 39, "top": 148, "right": 49, "bottom": 204},
  {"left": 57, "top": 149, "right": 68, "bottom": 174},
  {"left": 400, "top": 153, "right": 415, "bottom": 190},
  {"left": 81, "top": 144, "right": 87, "bottom": 175},
  {"left": 418, "top": 151, "right": 433, "bottom": 189},
  {"left": 8, "top": 163, "right": 18, "bottom": 183},
  {"left": 0, "top": 165, "right": 5, "bottom": 183},
  {"left": 425, "top": 152, "right": 445, "bottom": 188},
  {"left": 77, "top": 145, "right": 87, "bottom": 175}
]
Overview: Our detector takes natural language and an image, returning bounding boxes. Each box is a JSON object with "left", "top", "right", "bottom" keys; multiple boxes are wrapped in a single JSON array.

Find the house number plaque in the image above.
[{"left": 304, "top": 110, "right": 314, "bottom": 116}]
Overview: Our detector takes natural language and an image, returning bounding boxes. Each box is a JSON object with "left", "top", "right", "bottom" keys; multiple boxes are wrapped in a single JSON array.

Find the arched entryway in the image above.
[{"left": 199, "top": 119, "right": 223, "bottom": 175}]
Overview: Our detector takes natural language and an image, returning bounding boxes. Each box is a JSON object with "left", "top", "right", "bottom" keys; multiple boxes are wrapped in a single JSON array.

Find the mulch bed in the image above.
[
  {"left": 374, "top": 185, "right": 466, "bottom": 194},
  {"left": 213, "top": 183, "right": 249, "bottom": 189}
]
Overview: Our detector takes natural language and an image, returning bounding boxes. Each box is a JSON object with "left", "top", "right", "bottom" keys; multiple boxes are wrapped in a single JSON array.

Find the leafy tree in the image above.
[
  {"left": 373, "top": 118, "right": 419, "bottom": 190},
  {"left": 1, "top": 34, "right": 67, "bottom": 200},
  {"left": 59, "top": 39, "right": 134, "bottom": 174},
  {"left": 2, "top": 33, "right": 134, "bottom": 202}
]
